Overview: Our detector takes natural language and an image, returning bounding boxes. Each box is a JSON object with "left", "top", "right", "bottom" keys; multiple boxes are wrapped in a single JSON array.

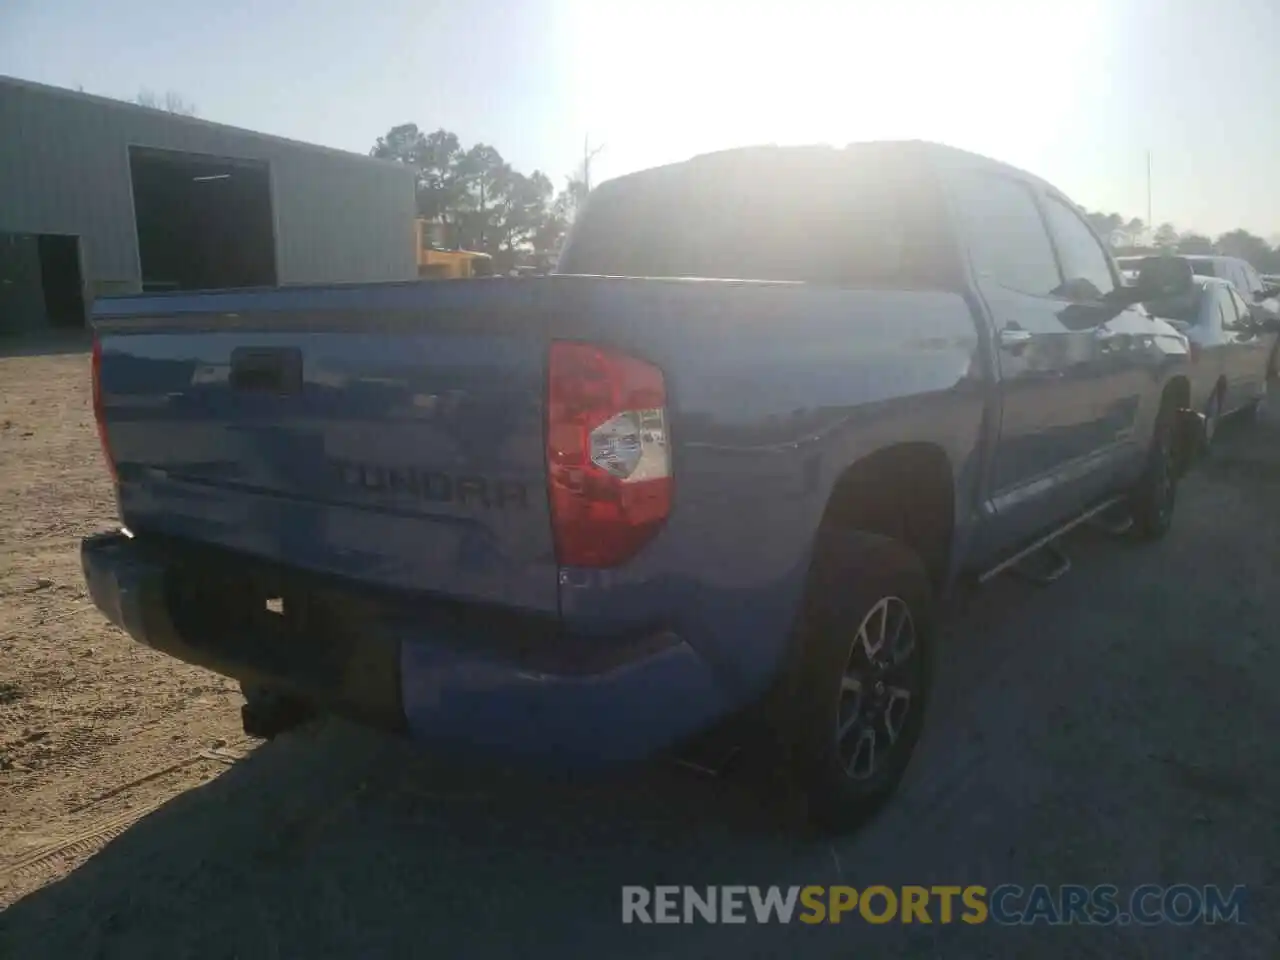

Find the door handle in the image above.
[{"left": 998, "top": 327, "right": 1033, "bottom": 350}]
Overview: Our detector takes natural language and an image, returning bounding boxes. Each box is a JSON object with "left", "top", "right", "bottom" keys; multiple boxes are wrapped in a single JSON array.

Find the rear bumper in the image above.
[{"left": 80, "top": 531, "right": 729, "bottom": 766}]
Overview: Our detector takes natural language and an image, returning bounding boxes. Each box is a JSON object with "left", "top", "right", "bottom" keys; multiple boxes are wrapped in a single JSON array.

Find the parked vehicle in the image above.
[
  {"left": 1142, "top": 275, "right": 1275, "bottom": 444},
  {"left": 82, "top": 142, "right": 1203, "bottom": 831},
  {"left": 1178, "top": 254, "right": 1278, "bottom": 319}
]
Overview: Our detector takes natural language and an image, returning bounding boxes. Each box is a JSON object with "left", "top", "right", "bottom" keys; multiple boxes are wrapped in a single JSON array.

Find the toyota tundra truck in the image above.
[{"left": 82, "top": 141, "right": 1202, "bottom": 831}]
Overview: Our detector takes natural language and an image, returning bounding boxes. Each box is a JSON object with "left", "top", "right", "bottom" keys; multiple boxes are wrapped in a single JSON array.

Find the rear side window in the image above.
[
  {"left": 949, "top": 172, "right": 1061, "bottom": 297},
  {"left": 1188, "top": 259, "right": 1219, "bottom": 279},
  {"left": 558, "top": 149, "right": 953, "bottom": 288},
  {"left": 1041, "top": 195, "right": 1118, "bottom": 299},
  {"left": 1228, "top": 287, "right": 1253, "bottom": 325}
]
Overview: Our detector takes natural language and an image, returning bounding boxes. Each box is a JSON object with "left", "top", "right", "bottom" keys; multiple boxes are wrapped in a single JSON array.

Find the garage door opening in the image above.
[
  {"left": 0, "top": 232, "right": 85, "bottom": 333},
  {"left": 38, "top": 235, "right": 86, "bottom": 327},
  {"left": 129, "top": 147, "right": 277, "bottom": 291}
]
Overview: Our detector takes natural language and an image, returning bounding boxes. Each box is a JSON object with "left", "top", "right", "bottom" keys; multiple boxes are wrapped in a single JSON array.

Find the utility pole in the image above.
[
  {"left": 1146, "top": 150, "right": 1152, "bottom": 236},
  {"left": 582, "top": 135, "right": 605, "bottom": 194}
]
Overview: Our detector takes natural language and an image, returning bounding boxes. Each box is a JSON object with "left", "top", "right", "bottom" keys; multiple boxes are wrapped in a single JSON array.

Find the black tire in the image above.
[
  {"left": 1129, "top": 400, "right": 1179, "bottom": 541},
  {"left": 1202, "top": 386, "right": 1223, "bottom": 453},
  {"left": 783, "top": 532, "right": 934, "bottom": 834}
]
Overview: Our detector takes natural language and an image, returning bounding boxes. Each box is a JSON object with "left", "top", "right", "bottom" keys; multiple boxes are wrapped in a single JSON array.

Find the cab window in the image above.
[
  {"left": 1041, "top": 194, "right": 1118, "bottom": 300},
  {"left": 950, "top": 172, "right": 1062, "bottom": 297}
]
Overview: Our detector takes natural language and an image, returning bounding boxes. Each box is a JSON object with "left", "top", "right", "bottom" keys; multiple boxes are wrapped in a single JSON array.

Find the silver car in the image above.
[{"left": 1143, "top": 276, "right": 1273, "bottom": 444}]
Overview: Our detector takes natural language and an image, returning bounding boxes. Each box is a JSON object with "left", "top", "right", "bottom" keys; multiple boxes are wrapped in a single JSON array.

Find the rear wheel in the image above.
[
  {"left": 784, "top": 533, "right": 933, "bottom": 834},
  {"left": 1130, "top": 400, "right": 1179, "bottom": 541}
]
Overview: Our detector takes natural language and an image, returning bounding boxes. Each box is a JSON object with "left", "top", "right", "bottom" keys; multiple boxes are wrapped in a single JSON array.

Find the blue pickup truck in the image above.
[{"left": 82, "top": 141, "right": 1203, "bottom": 830}]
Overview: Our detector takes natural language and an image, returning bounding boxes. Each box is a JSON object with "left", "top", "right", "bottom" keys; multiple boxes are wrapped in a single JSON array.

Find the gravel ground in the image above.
[{"left": 1, "top": 344, "right": 1277, "bottom": 957}]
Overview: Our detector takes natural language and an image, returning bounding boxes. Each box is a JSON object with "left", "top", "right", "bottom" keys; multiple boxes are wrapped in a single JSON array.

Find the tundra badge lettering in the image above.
[{"left": 331, "top": 458, "right": 528, "bottom": 509}]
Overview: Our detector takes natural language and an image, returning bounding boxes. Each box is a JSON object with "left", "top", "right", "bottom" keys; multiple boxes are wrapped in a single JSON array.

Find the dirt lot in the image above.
[
  {"left": 0, "top": 343, "right": 246, "bottom": 886},
  {"left": 1, "top": 343, "right": 1278, "bottom": 957}
]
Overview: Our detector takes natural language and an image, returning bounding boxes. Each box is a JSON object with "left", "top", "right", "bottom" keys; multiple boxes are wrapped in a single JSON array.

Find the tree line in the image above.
[
  {"left": 1083, "top": 210, "right": 1280, "bottom": 274},
  {"left": 370, "top": 124, "right": 585, "bottom": 272},
  {"left": 373, "top": 124, "right": 1280, "bottom": 275}
]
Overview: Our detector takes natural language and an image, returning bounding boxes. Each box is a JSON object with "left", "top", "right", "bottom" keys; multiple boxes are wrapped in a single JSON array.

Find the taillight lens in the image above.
[
  {"left": 1188, "top": 341, "right": 1201, "bottom": 364},
  {"left": 546, "top": 341, "right": 671, "bottom": 567},
  {"left": 91, "top": 335, "right": 118, "bottom": 483}
]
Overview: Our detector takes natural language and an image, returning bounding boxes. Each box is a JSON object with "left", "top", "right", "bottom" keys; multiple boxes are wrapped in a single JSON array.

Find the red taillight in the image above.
[
  {"left": 546, "top": 341, "right": 672, "bottom": 567},
  {"left": 91, "top": 335, "right": 117, "bottom": 483},
  {"left": 1188, "top": 341, "right": 1202, "bottom": 364}
]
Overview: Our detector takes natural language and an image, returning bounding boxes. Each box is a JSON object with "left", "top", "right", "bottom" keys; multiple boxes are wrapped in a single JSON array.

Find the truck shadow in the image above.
[
  {"left": 0, "top": 722, "right": 826, "bottom": 957},
  {"left": 0, "top": 571, "right": 1111, "bottom": 959}
]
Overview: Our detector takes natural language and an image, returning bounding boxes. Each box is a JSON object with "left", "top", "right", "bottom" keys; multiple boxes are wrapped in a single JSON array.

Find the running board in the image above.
[
  {"left": 1010, "top": 540, "right": 1071, "bottom": 585},
  {"left": 977, "top": 495, "right": 1127, "bottom": 586},
  {"left": 1089, "top": 506, "right": 1134, "bottom": 537}
]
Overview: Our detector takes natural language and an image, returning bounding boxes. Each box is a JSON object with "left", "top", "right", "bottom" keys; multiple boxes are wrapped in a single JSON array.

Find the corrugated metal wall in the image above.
[{"left": 0, "top": 76, "right": 417, "bottom": 295}]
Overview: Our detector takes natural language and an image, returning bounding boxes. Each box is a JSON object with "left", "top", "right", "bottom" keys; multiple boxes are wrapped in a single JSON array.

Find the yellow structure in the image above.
[{"left": 415, "top": 219, "right": 494, "bottom": 279}]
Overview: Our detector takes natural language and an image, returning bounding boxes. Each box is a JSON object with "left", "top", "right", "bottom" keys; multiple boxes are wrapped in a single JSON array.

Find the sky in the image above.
[{"left": 4, "top": 0, "right": 1280, "bottom": 239}]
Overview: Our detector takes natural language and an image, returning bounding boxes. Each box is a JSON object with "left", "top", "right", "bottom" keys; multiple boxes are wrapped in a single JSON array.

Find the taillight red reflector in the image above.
[
  {"left": 91, "top": 335, "right": 118, "bottom": 483},
  {"left": 546, "top": 341, "right": 671, "bottom": 568}
]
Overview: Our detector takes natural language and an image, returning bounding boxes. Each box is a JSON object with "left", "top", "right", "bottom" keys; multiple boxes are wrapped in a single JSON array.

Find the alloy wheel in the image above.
[{"left": 835, "top": 597, "right": 920, "bottom": 782}]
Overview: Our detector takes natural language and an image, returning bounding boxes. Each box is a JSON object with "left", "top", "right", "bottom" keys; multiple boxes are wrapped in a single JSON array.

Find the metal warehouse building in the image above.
[{"left": 0, "top": 75, "right": 417, "bottom": 333}]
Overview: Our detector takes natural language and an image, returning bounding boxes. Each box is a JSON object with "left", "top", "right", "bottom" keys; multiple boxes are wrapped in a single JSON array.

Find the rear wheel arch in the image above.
[{"left": 813, "top": 443, "right": 955, "bottom": 592}]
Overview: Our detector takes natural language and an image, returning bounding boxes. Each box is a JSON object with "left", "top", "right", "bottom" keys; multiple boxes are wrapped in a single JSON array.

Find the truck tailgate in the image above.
[{"left": 96, "top": 322, "right": 557, "bottom": 613}]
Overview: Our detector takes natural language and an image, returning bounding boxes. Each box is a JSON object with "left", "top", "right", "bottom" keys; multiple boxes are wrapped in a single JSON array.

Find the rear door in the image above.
[
  {"left": 1226, "top": 286, "right": 1270, "bottom": 406},
  {"left": 1199, "top": 286, "right": 1232, "bottom": 409},
  {"left": 948, "top": 170, "right": 1121, "bottom": 554},
  {"left": 1037, "top": 191, "right": 1152, "bottom": 505}
]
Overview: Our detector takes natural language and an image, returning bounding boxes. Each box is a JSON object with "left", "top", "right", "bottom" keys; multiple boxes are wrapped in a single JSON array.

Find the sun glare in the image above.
[{"left": 562, "top": 0, "right": 1109, "bottom": 182}]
